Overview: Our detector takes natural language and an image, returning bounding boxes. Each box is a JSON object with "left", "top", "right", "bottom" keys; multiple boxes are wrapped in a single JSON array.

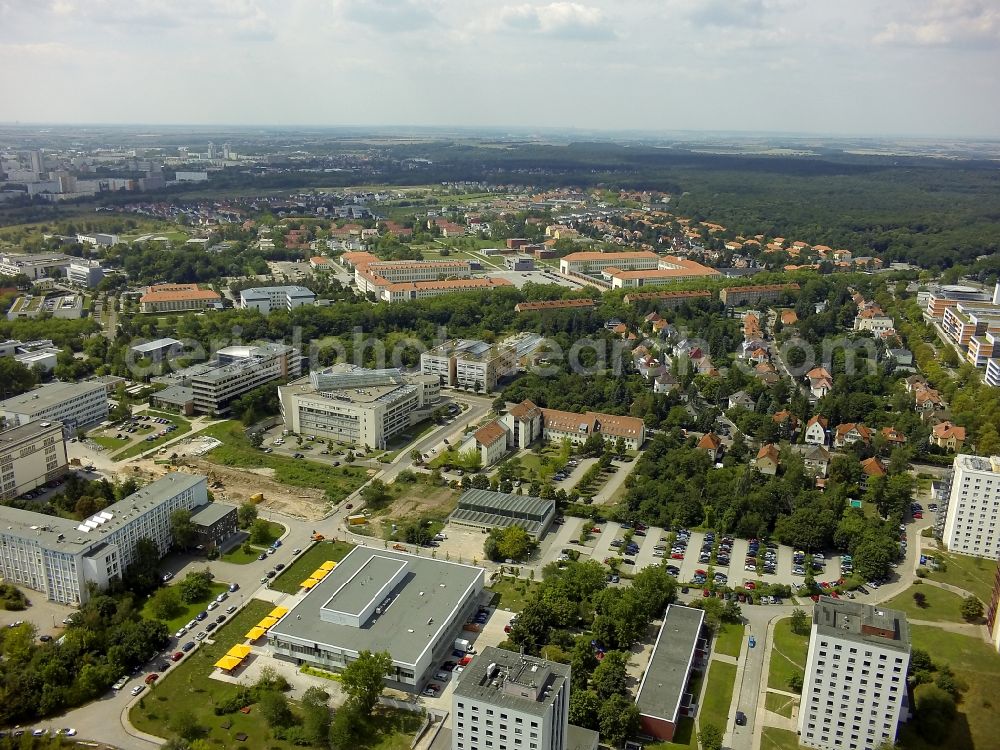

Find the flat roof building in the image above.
[
  {"left": 452, "top": 646, "right": 570, "bottom": 750},
  {"left": 719, "top": 283, "right": 801, "bottom": 307},
  {"left": 268, "top": 547, "right": 484, "bottom": 690},
  {"left": 279, "top": 364, "right": 440, "bottom": 450},
  {"left": 0, "top": 472, "right": 208, "bottom": 604},
  {"left": 0, "top": 420, "right": 68, "bottom": 501},
  {"left": 130, "top": 337, "right": 184, "bottom": 361},
  {"left": 941, "top": 454, "right": 1000, "bottom": 559},
  {"left": 451, "top": 488, "right": 556, "bottom": 539},
  {"left": 0, "top": 380, "right": 108, "bottom": 437},
  {"left": 0, "top": 252, "right": 71, "bottom": 281},
  {"left": 139, "top": 283, "right": 221, "bottom": 313},
  {"left": 799, "top": 597, "right": 910, "bottom": 750},
  {"left": 239, "top": 285, "right": 316, "bottom": 313},
  {"left": 635, "top": 605, "right": 707, "bottom": 742}
]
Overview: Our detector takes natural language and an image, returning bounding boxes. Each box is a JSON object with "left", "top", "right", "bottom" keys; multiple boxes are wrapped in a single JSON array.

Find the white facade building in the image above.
[
  {"left": 0, "top": 252, "right": 71, "bottom": 280},
  {"left": 0, "top": 381, "right": 108, "bottom": 437},
  {"left": 239, "top": 285, "right": 316, "bottom": 313},
  {"left": 279, "top": 365, "right": 440, "bottom": 450},
  {"left": 66, "top": 259, "right": 106, "bottom": 287},
  {"left": 0, "top": 420, "right": 68, "bottom": 501},
  {"left": 941, "top": 454, "right": 1000, "bottom": 559},
  {"left": 0, "top": 473, "right": 208, "bottom": 604},
  {"left": 452, "top": 646, "right": 570, "bottom": 750},
  {"left": 798, "top": 597, "right": 910, "bottom": 750}
]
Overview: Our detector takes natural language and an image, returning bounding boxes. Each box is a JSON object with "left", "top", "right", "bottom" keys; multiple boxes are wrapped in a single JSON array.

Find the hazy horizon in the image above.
[{"left": 1, "top": 0, "right": 999, "bottom": 138}]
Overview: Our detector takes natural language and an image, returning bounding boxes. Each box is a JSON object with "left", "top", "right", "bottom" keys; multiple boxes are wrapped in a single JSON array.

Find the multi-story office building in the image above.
[
  {"left": 278, "top": 364, "right": 440, "bottom": 450},
  {"left": 940, "top": 454, "right": 1000, "bottom": 559},
  {"left": 1, "top": 338, "right": 62, "bottom": 372},
  {"left": 239, "top": 285, "right": 316, "bottom": 313},
  {"left": 452, "top": 646, "right": 570, "bottom": 750},
  {"left": 190, "top": 344, "right": 301, "bottom": 416},
  {"left": 0, "top": 420, "right": 68, "bottom": 501},
  {"left": 380, "top": 277, "right": 513, "bottom": 303},
  {"left": 0, "top": 381, "right": 108, "bottom": 436},
  {"left": 923, "top": 283, "right": 994, "bottom": 323},
  {"left": 798, "top": 597, "right": 910, "bottom": 750},
  {"left": 139, "top": 283, "right": 221, "bottom": 313},
  {"left": 0, "top": 472, "right": 209, "bottom": 604},
  {"left": 422, "top": 334, "right": 544, "bottom": 392},
  {"left": 269, "top": 547, "right": 483, "bottom": 690},
  {"left": 0, "top": 252, "right": 71, "bottom": 280},
  {"left": 66, "top": 259, "right": 106, "bottom": 287},
  {"left": 559, "top": 250, "right": 660, "bottom": 275}
]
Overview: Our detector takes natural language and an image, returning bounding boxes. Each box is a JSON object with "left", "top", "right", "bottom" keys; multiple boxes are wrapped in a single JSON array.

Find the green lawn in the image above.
[
  {"left": 767, "top": 618, "right": 809, "bottom": 691},
  {"left": 765, "top": 690, "right": 797, "bottom": 719},
  {"left": 221, "top": 544, "right": 261, "bottom": 565},
  {"left": 142, "top": 582, "right": 228, "bottom": 635},
  {"left": 713, "top": 622, "right": 745, "bottom": 658},
  {"left": 199, "top": 421, "right": 369, "bottom": 503},
  {"left": 760, "top": 727, "right": 803, "bottom": 750},
  {"left": 91, "top": 435, "right": 128, "bottom": 450},
  {"left": 131, "top": 599, "right": 295, "bottom": 749},
  {"left": 883, "top": 583, "right": 969, "bottom": 623},
  {"left": 489, "top": 577, "right": 541, "bottom": 613},
  {"left": 647, "top": 717, "right": 697, "bottom": 749},
  {"left": 924, "top": 551, "right": 997, "bottom": 602},
  {"left": 270, "top": 540, "right": 355, "bottom": 594},
  {"left": 901, "top": 625, "right": 1000, "bottom": 750},
  {"left": 113, "top": 411, "right": 192, "bottom": 460},
  {"left": 699, "top": 660, "right": 737, "bottom": 733},
  {"left": 362, "top": 708, "right": 426, "bottom": 750}
]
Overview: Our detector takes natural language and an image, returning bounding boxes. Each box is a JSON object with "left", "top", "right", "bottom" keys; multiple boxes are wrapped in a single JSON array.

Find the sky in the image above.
[{"left": 1, "top": 0, "right": 999, "bottom": 137}]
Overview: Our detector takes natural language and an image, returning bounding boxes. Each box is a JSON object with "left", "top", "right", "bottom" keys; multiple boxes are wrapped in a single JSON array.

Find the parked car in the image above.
[{"left": 130, "top": 685, "right": 145, "bottom": 696}]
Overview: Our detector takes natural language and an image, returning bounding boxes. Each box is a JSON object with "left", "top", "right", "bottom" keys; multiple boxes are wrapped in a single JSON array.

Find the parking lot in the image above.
[
  {"left": 529, "top": 516, "right": 886, "bottom": 599},
  {"left": 484, "top": 269, "right": 583, "bottom": 289}
]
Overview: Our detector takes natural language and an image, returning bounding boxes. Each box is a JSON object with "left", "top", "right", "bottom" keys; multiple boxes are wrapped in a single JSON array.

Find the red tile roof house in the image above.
[
  {"left": 697, "top": 433, "right": 723, "bottom": 462},
  {"left": 755, "top": 444, "right": 781, "bottom": 476},
  {"left": 930, "top": 421, "right": 966, "bottom": 452},
  {"left": 860, "top": 457, "right": 886, "bottom": 489},
  {"left": 834, "top": 422, "right": 872, "bottom": 448}
]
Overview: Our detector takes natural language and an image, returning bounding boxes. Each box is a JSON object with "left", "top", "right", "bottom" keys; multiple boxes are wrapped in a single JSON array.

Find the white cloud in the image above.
[
  {"left": 497, "top": 2, "right": 614, "bottom": 40},
  {"left": 874, "top": 0, "right": 1000, "bottom": 47},
  {"left": 339, "top": 0, "right": 439, "bottom": 32}
]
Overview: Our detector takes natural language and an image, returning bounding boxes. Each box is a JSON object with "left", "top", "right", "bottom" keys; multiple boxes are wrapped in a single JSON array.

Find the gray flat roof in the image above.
[
  {"left": 269, "top": 547, "right": 483, "bottom": 667},
  {"left": 635, "top": 605, "right": 705, "bottom": 723},
  {"left": 0, "top": 420, "right": 63, "bottom": 450},
  {"left": 0, "top": 380, "right": 106, "bottom": 415},
  {"left": 153, "top": 384, "right": 194, "bottom": 405},
  {"left": 130, "top": 337, "right": 183, "bottom": 355},
  {"left": 189, "top": 501, "right": 236, "bottom": 527},
  {"left": 323, "top": 555, "right": 407, "bottom": 617},
  {"left": 452, "top": 489, "right": 554, "bottom": 537},
  {"left": 453, "top": 646, "right": 569, "bottom": 719},
  {"left": 0, "top": 472, "right": 205, "bottom": 553},
  {"left": 241, "top": 285, "right": 315, "bottom": 298},
  {"left": 813, "top": 597, "right": 910, "bottom": 653}
]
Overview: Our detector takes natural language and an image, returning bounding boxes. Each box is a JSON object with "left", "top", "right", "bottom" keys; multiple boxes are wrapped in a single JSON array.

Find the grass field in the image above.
[
  {"left": 699, "top": 660, "right": 737, "bottom": 734},
  {"left": 767, "top": 618, "right": 809, "bottom": 691},
  {"left": 713, "top": 622, "right": 745, "bottom": 658},
  {"left": 884, "top": 583, "right": 969, "bottom": 623},
  {"left": 141, "top": 582, "right": 229, "bottom": 635},
  {"left": 924, "top": 550, "right": 996, "bottom": 602},
  {"left": 221, "top": 544, "right": 260, "bottom": 565},
  {"left": 765, "top": 690, "right": 797, "bottom": 719},
  {"left": 898, "top": 624, "right": 1000, "bottom": 750},
  {"left": 91, "top": 435, "right": 128, "bottom": 451},
  {"left": 112, "top": 410, "right": 192, "bottom": 460},
  {"left": 489, "top": 577, "right": 541, "bottom": 613},
  {"left": 760, "top": 727, "right": 802, "bottom": 750},
  {"left": 270, "top": 540, "right": 355, "bottom": 594},
  {"left": 200, "top": 421, "right": 369, "bottom": 503},
  {"left": 131, "top": 599, "right": 291, "bottom": 749}
]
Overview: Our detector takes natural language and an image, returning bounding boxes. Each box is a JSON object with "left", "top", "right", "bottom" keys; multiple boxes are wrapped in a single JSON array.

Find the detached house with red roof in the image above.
[
  {"left": 860, "top": 457, "right": 886, "bottom": 490},
  {"left": 697, "top": 433, "right": 722, "bottom": 462},
  {"left": 804, "top": 416, "right": 828, "bottom": 445},
  {"left": 930, "top": 421, "right": 966, "bottom": 452},
  {"left": 806, "top": 367, "right": 833, "bottom": 399},
  {"left": 834, "top": 422, "right": 872, "bottom": 448},
  {"left": 755, "top": 444, "right": 781, "bottom": 476}
]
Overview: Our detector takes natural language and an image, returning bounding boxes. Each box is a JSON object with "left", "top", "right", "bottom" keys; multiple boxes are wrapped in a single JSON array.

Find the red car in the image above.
[
  {"left": 171, "top": 652, "right": 184, "bottom": 662},
  {"left": 504, "top": 624, "right": 512, "bottom": 633},
  {"left": 671, "top": 552, "right": 684, "bottom": 559},
  {"left": 591, "top": 527, "right": 601, "bottom": 533},
  {"left": 145, "top": 673, "right": 159, "bottom": 685},
  {"left": 913, "top": 512, "right": 923, "bottom": 519},
  {"left": 702, "top": 589, "right": 710, "bottom": 597}
]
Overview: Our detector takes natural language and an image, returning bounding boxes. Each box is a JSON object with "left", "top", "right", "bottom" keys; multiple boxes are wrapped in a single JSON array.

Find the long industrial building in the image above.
[
  {"left": 0, "top": 420, "right": 68, "bottom": 501},
  {"left": 278, "top": 364, "right": 440, "bottom": 450},
  {"left": 0, "top": 473, "right": 212, "bottom": 604},
  {"left": 268, "top": 547, "right": 484, "bottom": 690}
]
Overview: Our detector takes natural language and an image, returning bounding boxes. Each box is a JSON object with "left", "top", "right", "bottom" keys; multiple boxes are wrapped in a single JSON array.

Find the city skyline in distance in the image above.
[{"left": 1, "top": 0, "right": 999, "bottom": 139}]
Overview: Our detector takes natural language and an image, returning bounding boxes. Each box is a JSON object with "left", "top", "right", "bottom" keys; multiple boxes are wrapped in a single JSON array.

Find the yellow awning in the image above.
[
  {"left": 215, "top": 655, "right": 242, "bottom": 671},
  {"left": 310, "top": 569, "right": 327, "bottom": 579},
  {"left": 269, "top": 606, "right": 289, "bottom": 618},
  {"left": 245, "top": 627, "right": 266, "bottom": 641},
  {"left": 258, "top": 616, "right": 279, "bottom": 629},
  {"left": 227, "top": 644, "right": 252, "bottom": 658},
  {"left": 320, "top": 561, "right": 336, "bottom": 571},
  {"left": 301, "top": 578, "right": 318, "bottom": 589}
]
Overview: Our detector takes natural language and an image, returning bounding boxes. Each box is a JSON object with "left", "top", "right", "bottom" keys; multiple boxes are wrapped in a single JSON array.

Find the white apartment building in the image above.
[
  {"left": 0, "top": 420, "right": 68, "bottom": 501},
  {"left": 853, "top": 313, "right": 895, "bottom": 335},
  {"left": 941, "top": 454, "right": 1000, "bottom": 559},
  {"left": 452, "top": 646, "right": 570, "bottom": 750},
  {"left": 0, "top": 380, "right": 108, "bottom": 437},
  {"left": 279, "top": 365, "right": 440, "bottom": 450},
  {"left": 799, "top": 597, "right": 910, "bottom": 750},
  {"left": 239, "top": 285, "right": 316, "bottom": 313},
  {"left": 0, "top": 472, "right": 208, "bottom": 604}
]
